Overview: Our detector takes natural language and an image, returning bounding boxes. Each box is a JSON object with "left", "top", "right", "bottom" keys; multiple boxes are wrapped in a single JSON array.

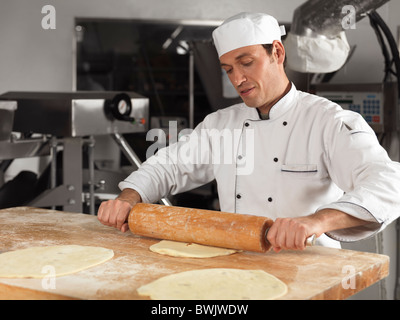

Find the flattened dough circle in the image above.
[
  {"left": 149, "top": 240, "right": 239, "bottom": 258},
  {"left": 137, "top": 268, "right": 288, "bottom": 300},
  {"left": 0, "top": 245, "right": 114, "bottom": 278}
]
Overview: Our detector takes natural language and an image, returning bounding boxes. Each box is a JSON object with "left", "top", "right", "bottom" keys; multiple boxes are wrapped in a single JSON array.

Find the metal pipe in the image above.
[
  {"left": 50, "top": 137, "right": 57, "bottom": 190},
  {"left": 189, "top": 46, "right": 195, "bottom": 129},
  {"left": 111, "top": 133, "right": 172, "bottom": 206},
  {"left": 112, "top": 133, "right": 142, "bottom": 169},
  {"left": 87, "top": 136, "right": 95, "bottom": 215},
  {"left": 375, "top": 232, "right": 387, "bottom": 299},
  {"left": 50, "top": 137, "right": 58, "bottom": 210}
]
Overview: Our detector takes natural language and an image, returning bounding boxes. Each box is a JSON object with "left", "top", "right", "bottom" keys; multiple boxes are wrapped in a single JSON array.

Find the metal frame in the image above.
[
  {"left": 30, "top": 137, "right": 86, "bottom": 213},
  {"left": 111, "top": 133, "right": 172, "bottom": 206}
]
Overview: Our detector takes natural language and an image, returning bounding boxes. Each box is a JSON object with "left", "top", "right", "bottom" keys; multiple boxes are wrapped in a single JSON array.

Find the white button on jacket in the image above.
[{"left": 120, "top": 84, "right": 400, "bottom": 248}]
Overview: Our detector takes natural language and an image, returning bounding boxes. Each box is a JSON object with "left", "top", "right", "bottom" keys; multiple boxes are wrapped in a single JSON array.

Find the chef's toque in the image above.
[{"left": 212, "top": 12, "right": 286, "bottom": 58}]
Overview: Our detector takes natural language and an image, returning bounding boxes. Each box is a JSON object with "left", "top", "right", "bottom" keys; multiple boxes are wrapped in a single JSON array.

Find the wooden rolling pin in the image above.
[{"left": 128, "top": 203, "right": 273, "bottom": 252}]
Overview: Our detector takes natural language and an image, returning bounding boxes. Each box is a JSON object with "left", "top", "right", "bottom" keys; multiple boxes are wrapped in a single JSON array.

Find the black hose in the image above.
[
  {"left": 368, "top": 10, "right": 400, "bottom": 97},
  {"left": 368, "top": 14, "right": 392, "bottom": 82}
]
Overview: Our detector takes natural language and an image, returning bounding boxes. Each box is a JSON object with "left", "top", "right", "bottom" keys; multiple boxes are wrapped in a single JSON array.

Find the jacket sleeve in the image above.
[
  {"left": 118, "top": 119, "right": 215, "bottom": 203},
  {"left": 318, "top": 109, "right": 400, "bottom": 242}
]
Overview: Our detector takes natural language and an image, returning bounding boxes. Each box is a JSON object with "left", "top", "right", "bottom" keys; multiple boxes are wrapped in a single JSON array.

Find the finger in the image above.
[
  {"left": 97, "top": 201, "right": 105, "bottom": 221},
  {"left": 285, "top": 224, "right": 297, "bottom": 250},
  {"left": 107, "top": 199, "right": 126, "bottom": 228},
  {"left": 121, "top": 222, "right": 130, "bottom": 233},
  {"left": 266, "top": 228, "right": 276, "bottom": 247},
  {"left": 294, "top": 231, "right": 305, "bottom": 250},
  {"left": 272, "top": 246, "right": 282, "bottom": 253},
  {"left": 108, "top": 201, "right": 118, "bottom": 227},
  {"left": 97, "top": 203, "right": 103, "bottom": 221},
  {"left": 97, "top": 201, "right": 111, "bottom": 226},
  {"left": 295, "top": 227, "right": 307, "bottom": 250},
  {"left": 115, "top": 203, "right": 130, "bottom": 230},
  {"left": 276, "top": 228, "right": 288, "bottom": 250},
  {"left": 100, "top": 200, "right": 121, "bottom": 228},
  {"left": 275, "top": 218, "right": 291, "bottom": 250},
  {"left": 266, "top": 221, "right": 280, "bottom": 249},
  {"left": 115, "top": 213, "right": 125, "bottom": 230},
  {"left": 268, "top": 219, "right": 288, "bottom": 251},
  {"left": 105, "top": 201, "right": 118, "bottom": 227}
]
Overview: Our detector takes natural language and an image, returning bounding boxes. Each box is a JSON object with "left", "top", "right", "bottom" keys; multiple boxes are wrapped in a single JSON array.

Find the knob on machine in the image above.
[{"left": 105, "top": 93, "right": 135, "bottom": 122}]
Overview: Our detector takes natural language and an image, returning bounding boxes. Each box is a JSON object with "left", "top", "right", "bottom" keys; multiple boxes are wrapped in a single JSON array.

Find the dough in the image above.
[
  {"left": 0, "top": 245, "right": 114, "bottom": 278},
  {"left": 137, "top": 268, "right": 288, "bottom": 300},
  {"left": 149, "top": 240, "right": 239, "bottom": 258}
]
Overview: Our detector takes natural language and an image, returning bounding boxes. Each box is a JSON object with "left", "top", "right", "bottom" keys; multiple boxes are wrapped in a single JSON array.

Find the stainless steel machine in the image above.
[{"left": 0, "top": 91, "right": 150, "bottom": 213}]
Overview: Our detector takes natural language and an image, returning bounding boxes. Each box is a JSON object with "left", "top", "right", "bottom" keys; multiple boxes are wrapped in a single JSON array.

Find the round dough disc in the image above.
[
  {"left": 137, "top": 268, "right": 288, "bottom": 300},
  {"left": 149, "top": 240, "right": 239, "bottom": 258},
  {"left": 0, "top": 245, "right": 114, "bottom": 278}
]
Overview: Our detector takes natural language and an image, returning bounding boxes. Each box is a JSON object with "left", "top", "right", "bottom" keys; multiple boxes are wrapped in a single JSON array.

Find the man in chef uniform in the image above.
[{"left": 98, "top": 12, "right": 400, "bottom": 252}]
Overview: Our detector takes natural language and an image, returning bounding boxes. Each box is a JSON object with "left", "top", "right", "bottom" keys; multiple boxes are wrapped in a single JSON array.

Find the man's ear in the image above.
[{"left": 272, "top": 40, "right": 285, "bottom": 65}]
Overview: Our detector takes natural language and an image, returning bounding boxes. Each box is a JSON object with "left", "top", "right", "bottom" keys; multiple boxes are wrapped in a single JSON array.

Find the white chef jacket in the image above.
[{"left": 119, "top": 84, "right": 400, "bottom": 248}]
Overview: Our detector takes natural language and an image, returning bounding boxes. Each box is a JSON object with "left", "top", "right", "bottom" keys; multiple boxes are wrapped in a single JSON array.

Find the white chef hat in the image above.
[{"left": 212, "top": 12, "right": 286, "bottom": 58}]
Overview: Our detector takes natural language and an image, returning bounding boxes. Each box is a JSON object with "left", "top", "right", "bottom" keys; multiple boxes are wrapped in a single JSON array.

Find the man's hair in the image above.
[
  {"left": 262, "top": 43, "right": 286, "bottom": 66},
  {"left": 262, "top": 44, "right": 274, "bottom": 56}
]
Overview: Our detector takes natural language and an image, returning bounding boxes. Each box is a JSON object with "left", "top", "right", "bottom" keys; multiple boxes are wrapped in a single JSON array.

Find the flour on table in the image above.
[
  {"left": 137, "top": 268, "right": 288, "bottom": 300},
  {"left": 0, "top": 245, "right": 114, "bottom": 278},
  {"left": 149, "top": 240, "right": 239, "bottom": 258}
]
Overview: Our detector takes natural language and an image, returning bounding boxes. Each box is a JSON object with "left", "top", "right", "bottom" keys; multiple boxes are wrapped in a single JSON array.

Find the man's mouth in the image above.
[{"left": 239, "top": 87, "right": 254, "bottom": 97}]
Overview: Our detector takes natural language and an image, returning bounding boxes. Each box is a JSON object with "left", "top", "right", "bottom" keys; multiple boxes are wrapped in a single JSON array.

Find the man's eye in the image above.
[
  {"left": 243, "top": 61, "right": 253, "bottom": 67},
  {"left": 225, "top": 69, "right": 233, "bottom": 74}
]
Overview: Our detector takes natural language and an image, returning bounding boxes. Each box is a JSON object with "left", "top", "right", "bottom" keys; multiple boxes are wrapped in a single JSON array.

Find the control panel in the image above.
[
  {"left": 320, "top": 91, "right": 383, "bottom": 126},
  {"left": 315, "top": 83, "right": 398, "bottom": 133}
]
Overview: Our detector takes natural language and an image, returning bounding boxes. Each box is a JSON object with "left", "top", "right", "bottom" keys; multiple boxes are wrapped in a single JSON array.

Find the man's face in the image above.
[{"left": 220, "top": 44, "right": 282, "bottom": 111}]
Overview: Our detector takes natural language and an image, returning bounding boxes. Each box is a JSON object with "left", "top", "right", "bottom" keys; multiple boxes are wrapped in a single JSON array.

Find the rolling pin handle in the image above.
[
  {"left": 264, "top": 228, "right": 316, "bottom": 248},
  {"left": 306, "top": 234, "right": 317, "bottom": 246}
]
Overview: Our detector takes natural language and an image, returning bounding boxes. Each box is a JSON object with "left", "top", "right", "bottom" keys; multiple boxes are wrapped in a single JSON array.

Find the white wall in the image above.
[{"left": 1, "top": 0, "right": 399, "bottom": 299}]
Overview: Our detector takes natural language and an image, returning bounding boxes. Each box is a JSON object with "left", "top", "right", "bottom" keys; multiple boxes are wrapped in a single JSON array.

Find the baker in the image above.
[{"left": 98, "top": 12, "right": 400, "bottom": 252}]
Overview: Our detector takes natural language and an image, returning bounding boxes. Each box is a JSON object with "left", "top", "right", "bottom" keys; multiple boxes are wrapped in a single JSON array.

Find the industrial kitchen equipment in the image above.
[{"left": 0, "top": 91, "right": 153, "bottom": 213}]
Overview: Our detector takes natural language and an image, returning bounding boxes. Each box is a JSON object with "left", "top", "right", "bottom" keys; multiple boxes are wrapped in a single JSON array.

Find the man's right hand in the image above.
[{"left": 97, "top": 188, "right": 142, "bottom": 233}]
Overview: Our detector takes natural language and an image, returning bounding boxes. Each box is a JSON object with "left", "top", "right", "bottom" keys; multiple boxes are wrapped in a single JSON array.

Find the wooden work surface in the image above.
[{"left": 0, "top": 207, "right": 389, "bottom": 300}]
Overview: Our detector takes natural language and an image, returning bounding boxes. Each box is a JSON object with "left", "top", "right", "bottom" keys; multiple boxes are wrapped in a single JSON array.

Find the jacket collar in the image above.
[{"left": 247, "top": 82, "right": 297, "bottom": 121}]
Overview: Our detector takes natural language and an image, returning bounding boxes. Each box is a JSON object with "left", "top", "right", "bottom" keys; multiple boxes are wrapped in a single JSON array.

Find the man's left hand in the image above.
[
  {"left": 266, "top": 215, "right": 322, "bottom": 253},
  {"left": 265, "top": 209, "right": 369, "bottom": 252}
]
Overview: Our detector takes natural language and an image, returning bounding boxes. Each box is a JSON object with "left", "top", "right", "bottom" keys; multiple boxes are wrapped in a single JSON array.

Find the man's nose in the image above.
[{"left": 233, "top": 70, "right": 247, "bottom": 87}]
